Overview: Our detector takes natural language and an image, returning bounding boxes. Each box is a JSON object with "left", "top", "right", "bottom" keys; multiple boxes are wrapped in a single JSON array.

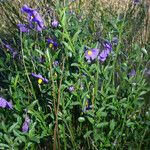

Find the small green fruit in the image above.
[{"left": 78, "top": 117, "right": 85, "bottom": 123}]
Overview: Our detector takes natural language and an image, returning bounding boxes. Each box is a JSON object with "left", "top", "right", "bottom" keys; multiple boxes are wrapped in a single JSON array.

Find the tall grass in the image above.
[
  {"left": 0, "top": 0, "right": 149, "bottom": 43},
  {"left": 0, "top": 0, "right": 150, "bottom": 149}
]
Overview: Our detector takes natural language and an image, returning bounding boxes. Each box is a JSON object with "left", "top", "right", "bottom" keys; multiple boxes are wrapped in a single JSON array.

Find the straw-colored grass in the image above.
[{"left": 0, "top": 0, "right": 149, "bottom": 43}]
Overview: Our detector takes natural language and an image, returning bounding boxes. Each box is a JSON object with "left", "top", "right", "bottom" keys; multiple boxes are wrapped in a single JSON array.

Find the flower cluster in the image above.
[
  {"left": 0, "top": 97, "right": 13, "bottom": 109},
  {"left": 85, "top": 41, "right": 112, "bottom": 63},
  {"left": 18, "top": 4, "right": 44, "bottom": 32}
]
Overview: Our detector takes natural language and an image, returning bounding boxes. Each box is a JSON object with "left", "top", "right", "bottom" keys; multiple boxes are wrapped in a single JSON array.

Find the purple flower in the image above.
[
  {"left": 47, "top": 38, "right": 58, "bottom": 49},
  {"left": 133, "top": 0, "right": 140, "bottom": 4},
  {"left": 98, "top": 50, "right": 108, "bottom": 62},
  {"left": 69, "top": 86, "right": 74, "bottom": 92},
  {"left": 21, "top": 5, "right": 44, "bottom": 31},
  {"left": 2, "top": 42, "right": 17, "bottom": 58},
  {"left": 17, "top": 23, "right": 30, "bottom": 33},
  {"left": 39, "top": 55, "right": 45, "bottom": 63},
  {"left": 32, "top": 11, "right": 44, "bottom": 31},
  {"left": 0, "top": 97, "right": 13, "bottom": 109},
  {"left": 112, "top": 37, "right": 118, "bottom": 45},
  {"left": 12, "top": 51, "right": 18, "bottom": 59},
  {"left": 3, "top": 43, "right": 14, "bottom": 52},
  {"left": 22, "top": 122, "right": 29, "bottom": 132},
  {"left": 53, "top": 61, "right": 59, "bottom": 67},
  {"left": 98, "top": 41, "right": 112, "bottom": 62},
  {"left": 22, "top": 115, "right": 30, "bottom": 132},
  {"left": 103, "top": 41, "right": 112, "bottom": 52},
  {"left": 128, "top": 69, "right": 136, "bottom": 77},
  {"left": 85, "top": 48, "right": 99, "bottom": 62},
  {"left": 51, "top": 19, "right": 59, "bottom": 28},
  {"left": 21, "top": 4, "right": 33, "bottom": 13},
  {"left": 82, "top": 99, "right": 93, "bottom": 112},
  {"left": 31, "top": 73, "right": 49, "bottom": 84}
]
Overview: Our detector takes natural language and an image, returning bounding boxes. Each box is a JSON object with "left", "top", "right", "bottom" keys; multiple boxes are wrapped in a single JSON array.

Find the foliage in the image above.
[{"left": 0, "top": 0, "right": 150, "bottom": 149}]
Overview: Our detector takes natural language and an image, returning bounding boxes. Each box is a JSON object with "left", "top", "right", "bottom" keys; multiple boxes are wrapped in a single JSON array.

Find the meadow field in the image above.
[{"left": 0, "top": 0, "right": 150, "bottom": 149}]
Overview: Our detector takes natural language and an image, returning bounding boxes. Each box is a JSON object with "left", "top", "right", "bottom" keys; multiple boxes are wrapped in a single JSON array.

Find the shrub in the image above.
[{"left": 0, "top": 1, "right": 150, "bottom": 149}]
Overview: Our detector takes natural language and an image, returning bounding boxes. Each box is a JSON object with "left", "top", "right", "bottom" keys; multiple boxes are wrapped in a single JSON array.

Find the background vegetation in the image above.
[{"left": 0, "top": 0, "right": 150, "bottom": 149}]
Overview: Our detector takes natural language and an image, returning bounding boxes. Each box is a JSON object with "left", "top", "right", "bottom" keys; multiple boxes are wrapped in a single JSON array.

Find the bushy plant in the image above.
[{"left": 0, "top": 0, "right": 150, "bottom": 149}]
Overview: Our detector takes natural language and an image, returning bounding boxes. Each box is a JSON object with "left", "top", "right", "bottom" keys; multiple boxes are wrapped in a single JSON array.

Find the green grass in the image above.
[{"left": 0, "top": 0, "right": 150, "bottom": 149}]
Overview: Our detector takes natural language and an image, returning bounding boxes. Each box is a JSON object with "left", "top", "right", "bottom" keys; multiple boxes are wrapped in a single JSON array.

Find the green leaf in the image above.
[
  {"left": 13, "top": 74, "right": 19, "bottom": 90},
  {"left": 139, "top": 91, "right": 147, "bottom": 96},
  {"left": 73, "top": 29, "right": 81, "bottom": 44},
  {"left": 28, "top": 122, "right": 37, "bottom": 138},
  {"left": 96, "top": 110, "right": 107, "bottom": 118},
  {"left": 110, "top": 119, "right": 116, "bottom": 130},
  {"left": 61, "top": 9, "right": 66, "bottom": 28},
  {"left": 96, "top": 122, "right": 109, "bottom": 128},
  {"left": 28, "top": 100, "right": 38, "bottom": 109},
  {"left": 8, "top": 122, "right": 19, "bottom": 133},
  {"left": 83, "top": 130, "right": 92, "bottom": 139},
  {"left": 106, "top": 95, "right": 117, "bottom": 100},
  {"left": 71, "top": 63, "right": 80, "bottom": 68},
  {"left": 35, "top": 49, "right": 45, "bottom": 55},
  {"left": 87, "top": 117, "right": 94, "bottom": 124},
  {"left": 107, "top": 105, "right": 117, "bottom": 111},
  {"left": 71, "top": 101, "right": 81, "bottom": 106},
  {"left": 126, "top": 120, "right": 135, "bottom": 127},
  {"left": 13, "top": 130, "right": 26, "bottom": 142},
  {"left": 3, "top": 134, "right": 10, "bottom": 144},
  {"left": 0, "top": 143, "right": 9, "bottom": 149},
  {"left": 1, "top": 121, "right": 7, "bottom": 132},
  {"left": 141, "top": 47, "right": 147, "bottom": 55},
  {"left": 62, "top": 41, "right": 73, "bottom": 52}
]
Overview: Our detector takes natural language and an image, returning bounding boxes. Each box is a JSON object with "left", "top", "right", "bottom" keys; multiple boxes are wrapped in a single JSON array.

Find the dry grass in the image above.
[
  {"left": 0, "top": 0, "right": 149, "bottom": 43},
  {"left": 73, "top": 0, "right": 149, "bottom": 43}
]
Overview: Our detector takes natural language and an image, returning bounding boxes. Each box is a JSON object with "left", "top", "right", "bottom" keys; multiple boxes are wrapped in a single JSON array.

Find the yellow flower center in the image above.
[
  {"left": 38, "top": 78, "right": 43, "bottom": 84},
  {"left": 31, "top": 15, "right": 34, "bottom": 19},
  {"left": 49, "top": 43, "right": 53, "bottom": 48},
  {"left": 54, "top": 72, "right": 57, "bottom": 78},
  {"left": 86, "top": 101, "right": 88, "bottom": 107},
  {"left": 88, "top": 50, "right": 92, "bottom": 55}
]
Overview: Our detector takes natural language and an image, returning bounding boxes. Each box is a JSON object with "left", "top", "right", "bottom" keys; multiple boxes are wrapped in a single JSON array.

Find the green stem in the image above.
[
  {"left": 62, "top": 122, "right": 67, "bottom": 150},
  {"left": 95, "top": 59, "right": 100, "bottom": 98},
  {"left": 139, "top": 127, "right": 148, "bottom": 149},
  {"left": 64, "top": 120, "right": 77, "bottom": 150},
  {"left": 20, "top": 32, "right": 39, "bottom": 108},
  {"left": 46, "top": 49, "right": 58, "bottom": 149},
  {"left": 111, "top": 10, "right": 127, "bottom": 87}
]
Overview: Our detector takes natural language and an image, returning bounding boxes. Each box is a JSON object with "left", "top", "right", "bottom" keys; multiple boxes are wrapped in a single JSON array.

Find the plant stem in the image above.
[
  {"left": 53, "top": 57, "right": 65, "bottom": 150},
  {"left": 20, "top": 32, "right": 38, "bottom": 104}
]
